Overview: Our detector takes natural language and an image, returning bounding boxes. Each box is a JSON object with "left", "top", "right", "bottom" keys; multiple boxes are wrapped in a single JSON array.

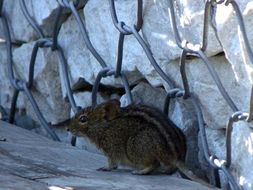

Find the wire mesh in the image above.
[{"left": 0, "top": 0, "right": 252, "bottom": 189}]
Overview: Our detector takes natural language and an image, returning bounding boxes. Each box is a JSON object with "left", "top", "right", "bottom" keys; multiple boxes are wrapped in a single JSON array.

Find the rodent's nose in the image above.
[{"left": 67, "top": 128, "right": 70, "bottom": 132}]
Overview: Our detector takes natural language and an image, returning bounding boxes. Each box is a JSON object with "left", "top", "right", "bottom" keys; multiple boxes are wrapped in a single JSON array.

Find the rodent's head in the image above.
[{"left": 68, "top": 99, "right": 120, "bottom": 136}]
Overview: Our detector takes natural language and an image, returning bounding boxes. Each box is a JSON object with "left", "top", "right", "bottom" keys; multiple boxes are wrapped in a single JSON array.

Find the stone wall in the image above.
[{"left": 1, "top": 0, "right": 253, "bottom": 189}]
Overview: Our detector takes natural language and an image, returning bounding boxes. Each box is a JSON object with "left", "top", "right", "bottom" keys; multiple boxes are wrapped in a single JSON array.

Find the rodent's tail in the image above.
[{"left": 176, "top": 161, "right": 216, "bottom": 189}]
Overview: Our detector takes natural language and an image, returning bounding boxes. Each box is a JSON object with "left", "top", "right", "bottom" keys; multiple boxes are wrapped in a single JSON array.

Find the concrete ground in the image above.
[{"left": 0, "top": 120, "right": 216, "bottom": 190}]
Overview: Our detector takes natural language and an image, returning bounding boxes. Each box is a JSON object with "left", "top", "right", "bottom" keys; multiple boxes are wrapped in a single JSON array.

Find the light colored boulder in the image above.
[
  {"left": 120, "top": 81, "right": 166, "bottom": 109},
  {"left": 161, "top": 53, "right": 253, "bottom": 186},
  {"left": 0, "top": 43, "right": 39, "bottom": 131},
  {"left": 58, "top": 9, "right": 97, "bottom": 97},
  {"left": 1, "top": 0, "right": 253, "bottom": 189},
  {"left": 198, "top": 127, "right": 226, "bottom": 186},
  {"left": 0, "top": 0, "right": 87, "bottom": 42},
  {"left": 162, "top": 1, "right": 253, "bottom": 186},
  {"left": 83, "top": 0, "right": 145, "bottom": 85},
  {"left": 72, "top": 91, "right": 109, "bottom": 114},
  {"left": 58, "top": 0, "right": 222, "bottom": 91},
  {"left": 202, "top": 123, "right": 253, "bottom": 189},
  {"left": 0, "top": 0, "right": 59, "bottom": 42},
  {"left": 231, "top": 121, "right": 253, "bottom": 189},
  {"left": 0, "top": 43, "right": 29, "bottom": 115},
  {"left": 12, "top": 42, "right": 70, "bottom": 125},
  {"left": 215, "top": 1, "right": 253, "bottom": 111},
  {"left": 0, "top": 43, "right": 14, "bottom": 108},
  {"left": 162, "top": 55, "right": 247, "bottom": 130},
  {"left": 58, "top": 6, "right": 143, "bottom": 97},
  {"left": 142, "top": 0, "right": 222, "bottom": 62}
]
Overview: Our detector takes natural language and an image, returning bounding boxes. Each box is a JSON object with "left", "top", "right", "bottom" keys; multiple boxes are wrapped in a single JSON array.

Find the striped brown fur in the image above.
[
  {"left": 68, "top": 99, "right": 186, "bottom": 173},
  {"left": 120, "top": 103, "right": 186, "bottom": 162},
  {"left": 68, "top": 99, "right": 214, "bottom": 188}
]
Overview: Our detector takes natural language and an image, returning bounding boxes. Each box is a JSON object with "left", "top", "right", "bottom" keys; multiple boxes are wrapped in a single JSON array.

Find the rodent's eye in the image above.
[{"left": 79, "top": 115, "right": 88, "bottom": 123}]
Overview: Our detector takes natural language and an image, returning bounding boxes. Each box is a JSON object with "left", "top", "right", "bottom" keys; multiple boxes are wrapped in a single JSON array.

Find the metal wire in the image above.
[
  {"left": 131, "top": 26, "right": 175, "bottom": 88},
  {"left": 0, "top": 0, "right": 252, "bottom": 189},
  {"left": 19, "top": 0, "right": 44, "bottom": 38}
]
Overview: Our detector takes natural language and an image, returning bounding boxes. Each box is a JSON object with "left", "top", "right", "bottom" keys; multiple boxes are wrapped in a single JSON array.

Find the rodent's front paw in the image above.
[
  {"left": 132, "top": 166, "right": 156, "bottom": 175},
  {"left": 132, "top": 170, "right": 150, "bottom": 175},
  {"left": 97, "top": 166, "right": 117, "bottom": 172}
]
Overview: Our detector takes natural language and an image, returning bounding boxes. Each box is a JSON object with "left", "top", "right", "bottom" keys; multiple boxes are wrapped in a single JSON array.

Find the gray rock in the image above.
[
  {"left": 58, "top": 9, "right": 96, "bottom": 97},
  {"left": 200, "top": 124, "right": 253, "bottom": 189},
  {"left": 170, "top": 98, "right": 205, "bottom": 178},
  {"left": 1, "top": 0, "right": 253, "bottom": 189},
  {"left": 230, "top": 121, "right": 253, "bottom": 189},
  {"left": 163, "top": 55, "right": 244, "bottom": 130},
  {"left": 0, "top": 0, "right": 59, "bottom": 42},
  {"left": 12, "top": 41, "right": 70, "bottom": 125},
  {"left": 0, "top": 120, "right": 217, "bottom": 190},
  {"left": 58, "top": 6, "right": 143, "bottom": 97},
  {"left": 0, "top": 0, "right": 87, "bottom": 42},
  {"left": 198, "top": 127, "right": 226, "bottom": 187},
  {"left": 58, "top": 0, "right": 222, "bottom": 90},
  {"left": 0, "top": 43, "right": 15, "bottom": 108},
  {"left": 142, "top": 0, "right": 222, "bottom": 62},
  {"left": 71, "top": 91, "right": 109, "bottom": 116},
  {"left": 83, "top": 0, "right": 145, "bottom": 86},
  {"left": 214, "top": 0, "right": 253, "bottom": 114},
  {"left": 120, "top": 81, "right": 166, "bottom": 109},
  {"left": 161, "top": 54, "right": 252, "bottom": 186}
]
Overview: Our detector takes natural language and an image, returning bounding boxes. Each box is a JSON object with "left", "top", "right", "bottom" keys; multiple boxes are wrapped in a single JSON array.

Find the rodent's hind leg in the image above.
[
  {"left": 97, "top": 158, "right": 118, "bottom": 172},
  {"left": 163, "top": 165, "right": 177, "bottom": 175},
  {"left": 131, "top": 162, "right": 159, "bottom": 175}
]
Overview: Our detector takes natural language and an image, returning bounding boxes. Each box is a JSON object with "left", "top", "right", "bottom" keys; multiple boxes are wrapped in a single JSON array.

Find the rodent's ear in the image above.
[{"left": 102, "top": 99, "right": 120, "bottom": 121}]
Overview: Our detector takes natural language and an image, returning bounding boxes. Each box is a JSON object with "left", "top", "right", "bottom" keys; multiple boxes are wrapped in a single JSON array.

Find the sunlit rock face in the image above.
[
  {"left": 0, "top": 1, "right": 253, "bottom": 189},
  {"left": 213, "top": 2, "right": 253, "bottom": 188}
]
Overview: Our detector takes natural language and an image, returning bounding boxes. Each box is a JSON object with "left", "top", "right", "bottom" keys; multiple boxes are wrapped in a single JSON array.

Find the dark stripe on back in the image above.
[
  {"left": 121, "top": 114, "right": 174, "bottom": 161},
  {"left": 121, "top": 104, "right": 186, "bottom": 160}
]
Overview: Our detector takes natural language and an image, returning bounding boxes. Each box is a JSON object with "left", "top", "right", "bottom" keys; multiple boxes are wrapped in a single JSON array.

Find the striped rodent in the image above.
[{"left": 68, "top": 99, "right": 214, "bottom": 188}]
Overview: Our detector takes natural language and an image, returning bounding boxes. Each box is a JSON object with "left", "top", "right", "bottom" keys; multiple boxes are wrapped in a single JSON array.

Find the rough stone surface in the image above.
[
  {"left": 120, "top": 81, "right": 167, "bottom": 109},
  {"left": 70, "top": 91, "right": 110, "bottom": 118},
  {"left": 73, "top": 91, "right": 109, "bottom": 110},
  {"left": 0, "top": 121, "right": 217, "bottom": 190},
  {"left": 231, "top": 122, "right": 253, "bottom": 189},
  {"left": 203, "top": 122, "right": 253, "bottom": 189},
  {"left": 0, "top": 0, "right": 60, "bottom": 42},
  {"left": 58, "top": 7, "right": 143, "bottom": 96},
  {"left": 161, "top": 53, "right": 253, "bottom": 187},
  {"left": 142, "top": 0, "right": 222, "bottom": 61},
  {"left": 214, "top": 1, "right": 253, "bottom": 112},
  {"left": 162, "top": 55, "right": 245, "bottom": 130},
  {"left": 1, "top": 0, "right": 253, "bottom": 189},
  {"left": 83, "top": 0, "right": 146, "bottom": 86},
  {"left": 0, "top": 0, "right": 87, "bottom": 42},
  {"left": 198, "top": 127, "right": 226, "bottom": 187},
  {"left": 58, "top": 9, "right": 97, "bottom": 96},
  {"left": 57, "top": 0, "right": 222, "bottom": 90},
  {"left": 12, "top": 42, "right": 70, "bottom": 125},
  {"left": 199, "top": 123, "right": 253, "bottom": 189},
  {"left": 0, "top": 43, "right": 15, "bottom": 108}
]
